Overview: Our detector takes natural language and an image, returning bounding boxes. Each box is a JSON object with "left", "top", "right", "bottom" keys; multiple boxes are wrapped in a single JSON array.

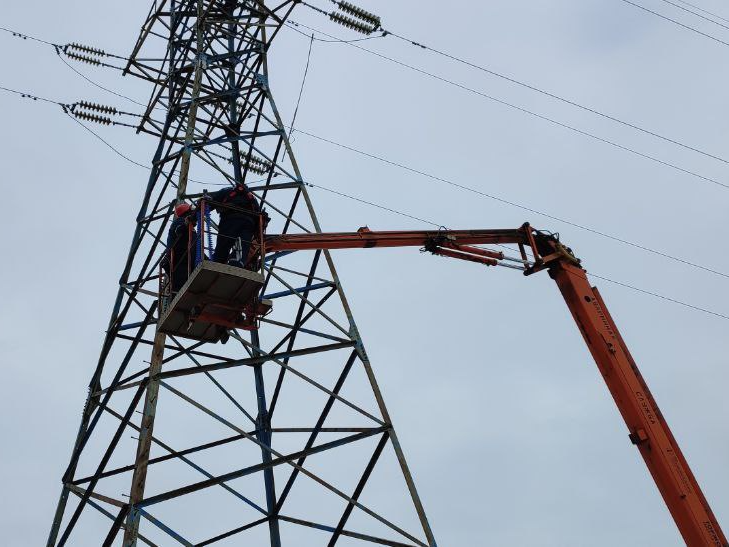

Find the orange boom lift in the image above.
[{"left": 159, "top": 213, "right": 727, "bottom": 546}]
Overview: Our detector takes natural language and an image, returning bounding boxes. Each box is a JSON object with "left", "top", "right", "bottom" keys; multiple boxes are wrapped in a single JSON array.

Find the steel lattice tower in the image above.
[{"left": 46, "top": 1, "right": 437, "bottom": 546}]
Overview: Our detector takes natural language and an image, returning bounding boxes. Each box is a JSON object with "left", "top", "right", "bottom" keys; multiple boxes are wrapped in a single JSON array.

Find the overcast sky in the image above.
[{"left": 1, "top": 1, "right": 728, "bottom": 546}]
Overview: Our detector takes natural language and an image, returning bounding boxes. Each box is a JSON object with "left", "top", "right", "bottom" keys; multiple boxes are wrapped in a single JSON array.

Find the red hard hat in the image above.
[{"left": 174, "top": 203, "right": 192, "bottom": 217}]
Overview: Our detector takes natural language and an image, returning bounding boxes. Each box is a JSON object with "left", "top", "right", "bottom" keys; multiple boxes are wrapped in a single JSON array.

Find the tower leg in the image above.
[
  {"left": 46, "top": 486, "right": 71, "bottom": 546},
  {"left": 122, "top": 332, "right": 167, "bottom": 546},
  {"left": 252, "top": 327, "right": 282, "bottom": 546}
]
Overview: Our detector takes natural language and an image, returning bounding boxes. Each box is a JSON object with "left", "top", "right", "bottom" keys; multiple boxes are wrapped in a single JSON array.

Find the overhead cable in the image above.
[
  {"left": 4, "top": 20, "right": 728, "bottom": 176},
  {"left": 674, "top": 0, "right": 729, "bottom": 24},
  {"left": 0, "top": 25, "right": 58, "bottom": 46},
  {"left": 291, "top": 126, "right": 729, "bottom": 280},
  {"left": 24, "top": 87, "right": 725, "bottom": 321},
  {"left": 0, "top": 86, "right": 139, "bottom": 128},
  {"left": 617, "top": 0, "right": 729, "bottom": 47},
  {"left": 383, "top": 32, "right": 729, "bottom": 167},
  {"left": 0, "top": 26, "right": 152, "bottom": 109},
  {"left": 658, "top": 0, "right": 729, "bottom": 30},
  {"left": 55, "top": 48, "right": 148, "bottom": 108},
  {"left": 587, "top": 272, "right": 729, "bottom": 320},
  {"left": 285, "top": 20, "right": 729, "bottom": 192},
  {"left": 0, "top": 85, "right": 64, "bottom": 105},
  {"left": 283, "top": 32, "right": 315, "bottom": 162},
  {"left": 3, "top": 79, "right": 727, "bottom": 281},
  {"left": 0, "top": 26, "right": 128, "bottom": 59},
  {"left": 305, "top": 180, "right": 729, "bottom": 321},
  {"left": 288, "top": 20, "right": 385, "bottom": 43},
  {"left": 0, "top": 84, "right": 247, "bottom": 187},
  {"left": 66, "top": 113, "right": 229, "bottom": 186},
  {"left": 299, "top": 3, "right": 729, "bottom": 168},
  {"left": 65, "top": 112, "right": 150, "bottom": 169}
]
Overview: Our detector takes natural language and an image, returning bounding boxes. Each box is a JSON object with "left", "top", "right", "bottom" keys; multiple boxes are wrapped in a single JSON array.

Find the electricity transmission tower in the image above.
[{"left": 47, "top": 1, "right": 436, "bottom": 545}]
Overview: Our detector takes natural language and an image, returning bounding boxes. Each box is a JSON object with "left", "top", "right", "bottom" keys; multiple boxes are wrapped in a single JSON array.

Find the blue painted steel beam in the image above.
[
  {"left": 265, "top": 250, "right": 294, "bottom": 262},
  {"left": 263, "top": 281, "right": 332, "bottom": 300}
]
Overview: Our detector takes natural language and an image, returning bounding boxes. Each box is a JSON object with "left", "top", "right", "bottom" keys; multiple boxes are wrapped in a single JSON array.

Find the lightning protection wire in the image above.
[{"left": 285, "top": 20, "right": 729, "bottom": 192}]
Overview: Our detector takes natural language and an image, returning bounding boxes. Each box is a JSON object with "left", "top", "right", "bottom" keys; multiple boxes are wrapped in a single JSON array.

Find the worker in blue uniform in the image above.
[
  {"left": 164, "top": 202, "right": 198, "bottom": 292},
  {"left": 206, "top": 182, "right": 261, "bottom": 268}
]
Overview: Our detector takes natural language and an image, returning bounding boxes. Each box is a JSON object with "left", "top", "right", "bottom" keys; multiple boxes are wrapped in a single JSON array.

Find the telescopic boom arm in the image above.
[{"left": 263, "top": 223, "right": 727, "bottom": 546}]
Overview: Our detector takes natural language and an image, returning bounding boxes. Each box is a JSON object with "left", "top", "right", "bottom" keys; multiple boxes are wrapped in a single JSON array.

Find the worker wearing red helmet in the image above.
[
  {"left": 163, "top": 202, "right": 197, "bottom": 292},
  {"left": 206, "top": 182, "right": 260, "bottom": 268}
]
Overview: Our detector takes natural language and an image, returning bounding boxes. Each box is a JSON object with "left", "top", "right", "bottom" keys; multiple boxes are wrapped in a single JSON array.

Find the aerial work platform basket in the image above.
[
  {"left": 158, "top": 197, "right": 271, "bottom": 343},
  {"left": 158, "top": 260, "right": 272, "bottom": 342}
]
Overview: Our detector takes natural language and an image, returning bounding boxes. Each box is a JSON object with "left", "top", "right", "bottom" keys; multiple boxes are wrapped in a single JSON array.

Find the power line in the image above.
[
  {"left": 306, "top": 181, "right": 439, "bottom": 226},
  {"left": 285, "top": 20, "right": 729, "bottom": 192},
  {"left": 617, "top": 0, "right": 729, "bottom": 47},
  {"left": 5, "top": 20, "right": 729, "bottom": 193},
  {"left": 0, "top": 85, "right": 138, "bottom": 128},
  {"left": 65, "top": 112, "right": 149, "bottom": 170},
  {"left": 0, "top": 25, "right": 58, "bottom": 46},
  {"left": 0, "top": 25, "right": 150, "bottom": 109},
  {"left": 658, "top": 0, "right": 729, "bottom": 30},
  {"left": 3, "top": 58, "right": 726, "bottom": 322},
  {"left": 0, "top": 85, "right": 64, "bottom": 105},
  {"left": 58, "top": 92, "right": 729, "bottom": 319},
  {"left": 288, "top": 20, "right": 386, "bottom": 43},
  {"left": 382, "top": 31, "right": 729, "bottom": 165},
  {"left": 291, "top": 126, "right": 729, "bottom": 280},
  {"left": 65, "top": 113, "right": 229, "bottom": 186},
  {"left": 675, "top": 0, "right": 729, "bottom": 24},
  {"left": 306, "top": 180, "right": 729, "bottom": 321},
  {"left": 300, "top": 3, "right": 729, "bottom": 169},
  {"left": 12, "top": 81, "right": 722, "bottom": 322},
  {"left": 0, "top": 85, "right": 240, "bottom": 187},
  {"left": 0, "top": 25, "right": 129, "bottom": 59},
  {"left": 55, "top": 52, "right": 148, "bottom": 108},
  {"left": 290, "top": 34, "right": 314, "bottom": 135},
  {"left": 588, "top": 272, "right": 729, "bottom": 320},
  {"left": 3, "top": 80, "right": 727, "bottom": 282},
  {"left": 283, "top": 32, "right": 315, "bottom": 162}
]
